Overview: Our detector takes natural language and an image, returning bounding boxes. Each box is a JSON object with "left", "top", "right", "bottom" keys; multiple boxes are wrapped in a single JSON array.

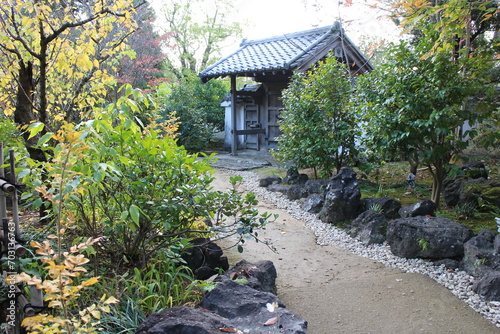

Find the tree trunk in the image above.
[
  {"left": 430, "top": 160, "right": 446, "bottom": 207},
  {"left": 13, "top": 61, "right": 50, "bottom": 224},
  {"left": 408, "top": 152, "right": 419, "bottom": 176},
  {"left": 14, "top": 61, "right": 47, "bottom": 163}
]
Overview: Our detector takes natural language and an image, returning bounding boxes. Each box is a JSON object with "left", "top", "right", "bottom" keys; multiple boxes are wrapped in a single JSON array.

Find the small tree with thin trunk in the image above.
[{"left": 356, "top": 38, "right": 496, "bottom": 206}]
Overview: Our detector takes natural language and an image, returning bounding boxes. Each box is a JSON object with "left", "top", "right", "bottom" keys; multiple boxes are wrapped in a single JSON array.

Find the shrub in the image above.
[
  {"left": 274, "top": 55, "right": 358, "bottom": 177},
  {"left": 20, "top": 88, "right": 272, "bottom": 273}
]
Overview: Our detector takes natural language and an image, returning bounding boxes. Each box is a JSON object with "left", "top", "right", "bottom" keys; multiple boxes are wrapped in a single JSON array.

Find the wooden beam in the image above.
[
  {"left": 230, "top": 75, "right": 237, "bottom": 155},
  {"left": 235, "top": 129, "right": 266, "bottom": 135}
]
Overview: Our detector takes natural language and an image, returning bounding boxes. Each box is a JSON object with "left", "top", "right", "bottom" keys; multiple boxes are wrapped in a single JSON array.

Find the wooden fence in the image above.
[{"left": 1, "top": 142, "right": 43, "bottom": 334}]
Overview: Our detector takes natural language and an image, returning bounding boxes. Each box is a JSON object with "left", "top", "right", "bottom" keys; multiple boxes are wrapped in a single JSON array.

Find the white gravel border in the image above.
[{"left": 230, "top": 170, "right": 500, "bottom": 328}]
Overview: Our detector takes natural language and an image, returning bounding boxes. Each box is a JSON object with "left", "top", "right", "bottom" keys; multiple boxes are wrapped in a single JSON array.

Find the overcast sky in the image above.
[
  {"left": 228, "top": 0, "right": 401, "bottom": 48},
  {"left": 151, "top": 0, "right": 402, "bottom": 55}
]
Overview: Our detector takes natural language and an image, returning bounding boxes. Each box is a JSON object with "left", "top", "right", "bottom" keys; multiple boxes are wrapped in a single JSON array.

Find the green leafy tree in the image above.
[
  {"left": 0, "top": 0, "right": 141, "bottom": 161},
  {"left": 155, "top": 0, "right": 242, "bottom": 79},
  {"left": 356, "top": 39, "right": 497, "bottom": 205},
  {"left": 274, "top": 56, "right": 358, "bottom": 177},
  {"left": 159, "top": 74, "right": 228, "bottom": 152}
]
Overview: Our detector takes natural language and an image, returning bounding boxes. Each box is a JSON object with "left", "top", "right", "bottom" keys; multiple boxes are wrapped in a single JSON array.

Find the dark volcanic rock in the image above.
[
  {"left": 199, "top": 279, "right": 308, "bottom": 333},
  {"left": 259, "top": 175, "right": 282, "bottom": 187},
  {"left": 287, "top": 185, "right": 309, "bottom": 200},
  {"left": 398, "top": 200, "right": 437, "bottom": 218},
  {"left": 346, "top": 210, "right": 387, "bottom": 245},
  {"left": 386, "top": 216, "right": 473, "bottom": 259},
  {"left": 283, "top": 168, "right": 309, "bottom": 185},
  {"left": 224, "top": 260, "right": 278, "bottom": 294},
  {"left": 135, "top": 306, "right": 227, "bottom": 334},
  {"left": 362, "top": 197, "right": 401, "bottom": 220},
  {"left": 473, "top": 272, "right": 500, "bottom": 302},
  {"left": 318, "top": 167, "right": 361, "bottom": 225},
  {"left": 301, "top": 193, "right": 324, "bottom": 214},
  {"left": 304, "top": 179, "right": 329, "bottom": 194},
  {"left": 181, "top": 238, "right": 229, "bottom": 280}
]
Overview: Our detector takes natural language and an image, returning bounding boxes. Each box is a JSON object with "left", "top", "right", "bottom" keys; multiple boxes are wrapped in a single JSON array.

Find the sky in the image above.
[
  {"left": 151, "top": 0, "right": 402, "bottom": 57},
  {"left": 225, "top": 0, "right": 401, "bottom": 52}
]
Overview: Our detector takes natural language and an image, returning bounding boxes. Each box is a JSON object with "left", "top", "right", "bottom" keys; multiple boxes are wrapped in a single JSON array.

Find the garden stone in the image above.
[
  {"left": 362, "top": 197, "right": 401, "bottom": 220},
  {"left": 398, "top": 200, "right": 437, "bottom": 218},
  {"left": 346, "top": 210, "right": 387, "bottom": 245},
  {"left": 259, "top": 175, "right": 282, "bottom": 188},
  {"left": 432, "top": 258, "right": 460, "bottom": 270},
  {"left": 462, "top": 230, "right": 500, "bottom": 276},
  {"left": 473, "top": 272, "right": 500, "bottom": 302},
  {"left": 318, "top": 167, "right": 361, "bottom": 225},
  {"left": 136, "top": 306, "right": 228, "bottom": 334},
  {"left": 494, "top": 234, "right": 500, "bottom": 254},
  {"left": 181, "top": 238, "right": 229, "bottom": 280},
  {"left": 304, "top": 179, "right": 329, "bottom": 194},
  {"left": 442, "top": 177, "right": 500, "bottom": 208},
  {"left": 386, "top": 216, "right": 473, "bottom": 259},
  {"left": 301, "top": 193, "right": 324, "bottom": 214},
  {"left": 267, "top": 183, "right": 288, "bottom": 195},
  {"left": 287, "top": 185, "right": 309, "bottom": 200},
  {"left": 462, "top": 161, "right": 488, "bottom": 179},
  {"left": 224, "top": 259, "right": 278, "bottom": 294},
  {"left": 283, "top": 168, "right": 309, "bottom": 185},
  {"left": 199, "top": 279, "right": 308, "bottom": 334}
]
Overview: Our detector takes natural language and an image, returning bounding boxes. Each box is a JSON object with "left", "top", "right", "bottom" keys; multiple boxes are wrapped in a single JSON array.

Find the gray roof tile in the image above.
[{"left": 199, "top": 23, "right": 372, "bottom": 81}]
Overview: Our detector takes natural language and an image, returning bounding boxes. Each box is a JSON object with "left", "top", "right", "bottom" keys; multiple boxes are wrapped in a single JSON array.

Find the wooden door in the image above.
[
  {"left": 266, "top": 90, "right": 284, "bottom": 149},
  {"left": 244, "top": 102, "right": 259, "bottom": 149}
]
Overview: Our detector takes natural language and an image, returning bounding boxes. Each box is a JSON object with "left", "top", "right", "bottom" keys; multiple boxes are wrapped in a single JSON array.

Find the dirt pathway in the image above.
[{"left": 212, "top": 169, "right": 499, "bottom": 334}]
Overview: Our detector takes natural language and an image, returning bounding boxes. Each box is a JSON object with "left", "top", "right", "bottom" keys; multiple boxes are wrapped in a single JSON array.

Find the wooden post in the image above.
[
  {"left": 0, "top": 143, "right": 6, "bottom": 220},
  {"left": 9, "top": 150, "right": 20, "bottom": 240},
  {"left": 230, "top": 75, "right": 237, "bottom": 156}
]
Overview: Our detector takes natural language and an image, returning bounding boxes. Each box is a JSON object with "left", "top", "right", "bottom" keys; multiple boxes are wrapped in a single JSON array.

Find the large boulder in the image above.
[
  {"left": 362, "top": 197, "right": 401, "bottom": 220},
  {"left": 181, "top": 238, "right": 229, "bottom": 280},
  {"left": 386, "top": 216, "right": 474, "bottom": 259},
  {"left": 136, "top": 306, "right": 228, "bottom": 334},
  {"left": 267, "top": 183, "right": 289, "bottom": 195},
  {"left": 224, "top": 260, "right": 278, "bottom": 294},
  {"left": 473, "top": 272, "right": 500, "bottom": 302},
  {"left": 318, "top": 167, "right": 361, "bottom": 225},
  {"left": 259, "top": 175, "right": 282, "bottom": 188},
  {"left": 283, "top": 169, "right": 309, "bottom": 185},
  {"left": 287, "top": 185, "right": 309, "bottom": 200},
  {"left": 346, "top": 210, "right": 387, "bottom": 245},
  {"left": 304, "top": 179, "right": 329, "bottom": 194},
  {"left": 462, "top": 230, "right": 500, "bottom": 277},
  {"left": 462, "top": 161, "right": 489, "bottom": 179},
  {"left": 442, "top": 177, "right": 500, "bottom": 208},
  {"left": 398, "top": 200, "right": 437, "bottom": 218},
  {"left": 301, "top": 193, "right": 324, "bottom": 214},
  {"left": 199, "top": 279, "right": 308, "bottom": 334}
]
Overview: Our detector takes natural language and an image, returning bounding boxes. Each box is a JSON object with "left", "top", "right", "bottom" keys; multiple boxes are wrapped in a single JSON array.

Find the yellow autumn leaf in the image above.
[
  {"left": 81, "top": 276, "right": 100, "bottom": 286},
  {"left": 103, "top": 296, "right": 119, "bottom": 304}
]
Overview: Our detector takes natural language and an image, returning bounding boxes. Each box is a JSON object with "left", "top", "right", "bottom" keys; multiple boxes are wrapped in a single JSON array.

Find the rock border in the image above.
[{"left": 232, "top": 170, "right": 500, "bottom": 328}]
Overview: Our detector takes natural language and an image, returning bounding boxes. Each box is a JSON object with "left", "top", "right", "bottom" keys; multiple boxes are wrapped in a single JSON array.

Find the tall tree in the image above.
[
  {"left": 356, "top": 37, "right": 497, "bottom": 206},
  {"left": 155, "top": 0, "right": 242, "bottom": 79},
  {"left": 112, "top": 1, "right": 170, "bottom": 90},
  {"left": 0, "top": 0, "right": 142, "bottom": 160}
]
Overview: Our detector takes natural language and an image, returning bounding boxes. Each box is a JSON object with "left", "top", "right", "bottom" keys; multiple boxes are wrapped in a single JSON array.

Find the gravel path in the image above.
[{"left": 212, "top": 168, "right": 500, "bottom": 333}]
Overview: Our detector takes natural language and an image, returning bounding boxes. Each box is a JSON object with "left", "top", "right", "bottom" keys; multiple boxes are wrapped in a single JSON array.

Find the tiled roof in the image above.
[{"left": 199, "top": 23, "right": 372, "bottom": 82}]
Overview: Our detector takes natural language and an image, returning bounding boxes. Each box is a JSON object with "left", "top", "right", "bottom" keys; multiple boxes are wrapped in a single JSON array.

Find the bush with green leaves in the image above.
[
  {"left": 20, "top": 88, "right": 272, "bottom": 273},
  {"left": 0, "top": 115, "right": 25, "bottom": 152},
  {"left": 273, "top": 55, "right": 359, "bottom": 177},
  {"left": 158, "top": 74, "right": 228, "bottom": 152}
]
